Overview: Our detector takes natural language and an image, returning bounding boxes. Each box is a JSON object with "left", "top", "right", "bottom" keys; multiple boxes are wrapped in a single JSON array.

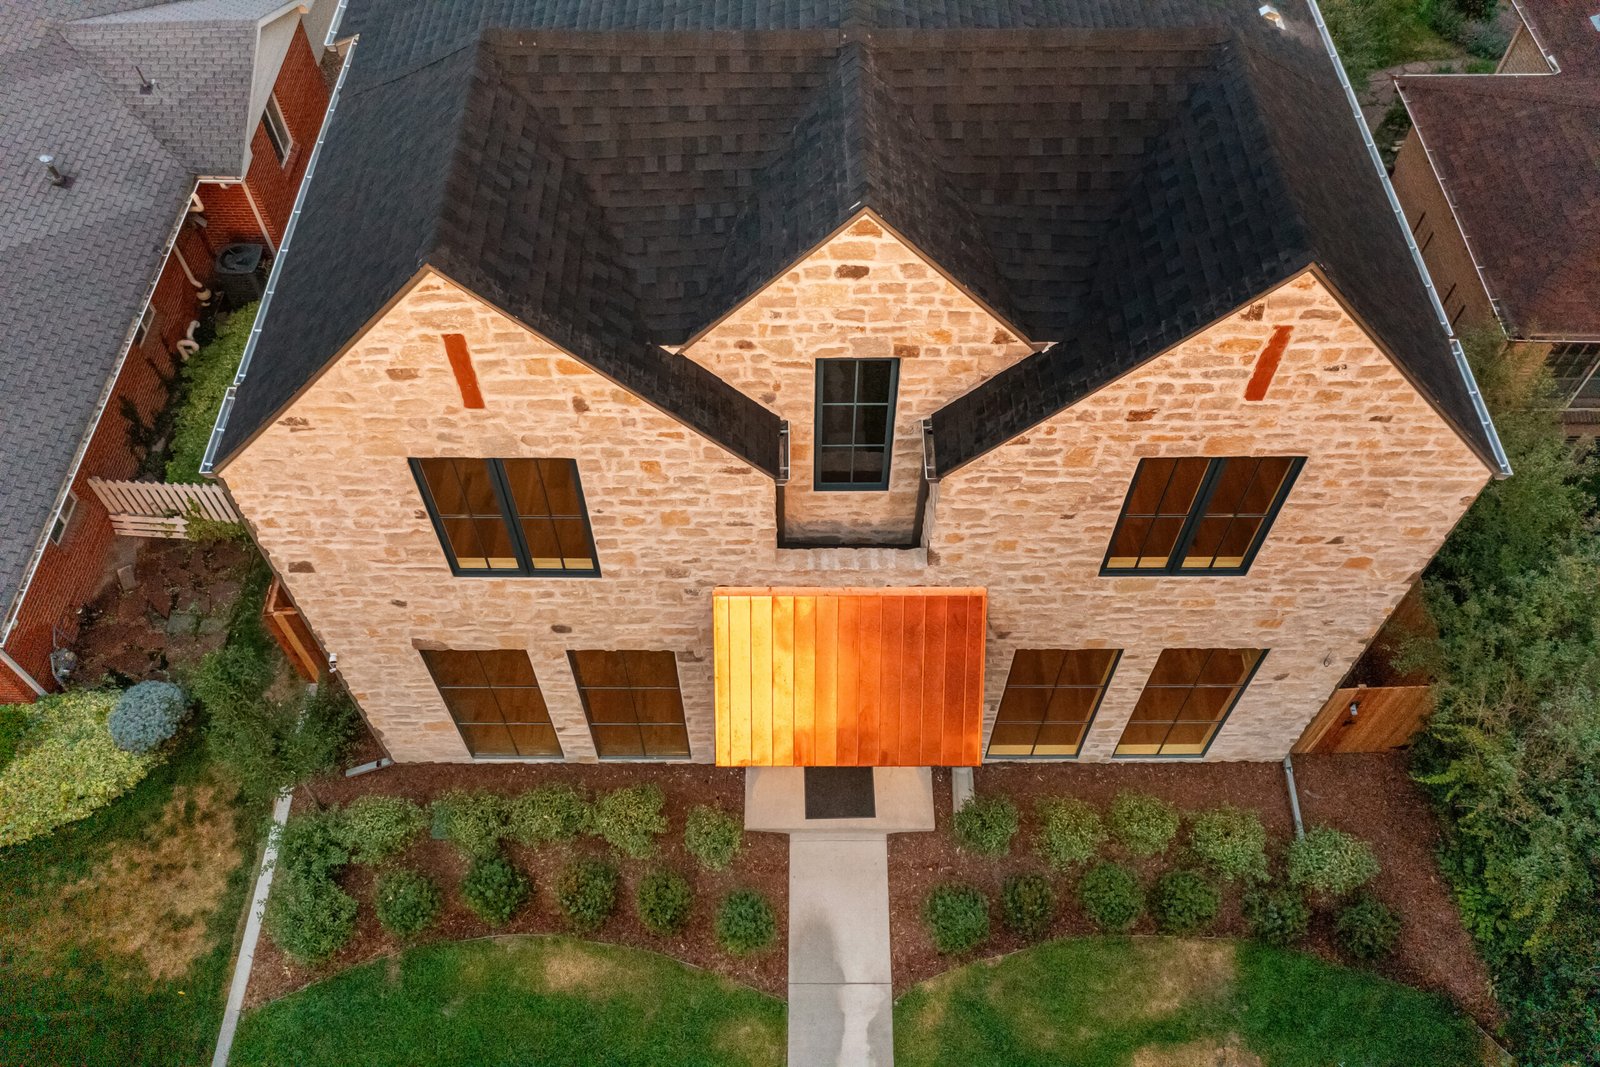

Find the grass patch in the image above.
[
  {"left": 1322, "top": 0, "right": 1461, "bottom": 83},
  {"left": 894, "top": 937, "right": 1481, "bottom": 1067},
  {"left": 231, "top": 936, "right": 785, "bottom": 1067}
]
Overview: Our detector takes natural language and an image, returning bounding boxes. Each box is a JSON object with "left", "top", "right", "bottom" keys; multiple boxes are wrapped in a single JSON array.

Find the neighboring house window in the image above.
[
  {"left": 1113, "top": 648, "right": 1265, "bottom": 757},
  {"left": 263, "top": 94, "right": 293, "bottom": 165},
  {"left": 410, "top": 458, "right": 599, "bottom": 577},
  {"left": 133, "top": 305, "right": 155, "bottom": 347},
  {"left": 1548, "top": 342, "right": 1600, "bottom": 407},
  {"left": 49, "top": 491, "right": 77, "bottom": 545},
  {"left": 569, "top": 650, "right": 690, "bottom": 759},
  {"left": 1101, "top": 456, "right": 1303, "bottom": 576},
  {"left": 987, "top": 648, "right": 1120, "bottom": 759},
  {"left": 420, "top": 648, "right": 563, "bottom": 758},
  {"left": 815, "top": 358, "right": 897, "bottom": 490}
]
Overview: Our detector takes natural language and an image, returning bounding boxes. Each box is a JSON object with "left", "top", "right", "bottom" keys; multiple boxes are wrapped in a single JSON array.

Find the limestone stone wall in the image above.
[{"left": 222, "top": 262, "right": 1489, "bottom": 765}]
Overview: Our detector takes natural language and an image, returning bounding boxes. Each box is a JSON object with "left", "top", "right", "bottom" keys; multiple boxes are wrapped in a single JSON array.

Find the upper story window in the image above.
[
  {"left": 987, "top": 648, "right": 1121, "bottom": 759},
  {"left": 49, "top": 491, "right": 77, "bottom": 545},
  {"left": 263, "top": 94, "right": 293, "bottom": 165},
  {"left": 1114, "top": 647, "right": 1265, "bottom": 757},
  {"left": 569, "top": 650, "right": 690, "bottom": 759},
  {"left": 410, "top": 457, "right": 599, "bottom": 577},
  {"left": 420, "top": 648, "right": 563, "bottom": 759},
  {"left": 815, "top": 358, "right": 898, "bottom": 491},
  {"left": 1101, "top": 456, "right": 1303, "bottom": 576},
  {"left": 1548, "top": 342, "right": 1600, "bottom": 407}
]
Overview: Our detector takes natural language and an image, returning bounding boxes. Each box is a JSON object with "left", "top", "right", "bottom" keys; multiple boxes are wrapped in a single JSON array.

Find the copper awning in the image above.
[{"left": 713, "top": 587, "right": 987, "bottom": 767}]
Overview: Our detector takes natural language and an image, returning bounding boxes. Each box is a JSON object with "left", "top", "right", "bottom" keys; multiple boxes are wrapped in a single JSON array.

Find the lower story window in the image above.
[
  {"left": 1113, "top": 647, "right": 1265, "bottom": 757},
  {"left": 420, "top": 648, "right": 563, "bottom": 758},
  {"left": 988, "top": 648, "right": 1120, "bottom": 758},
  {"left": 569, "top": 650, "right": 690, "bottom": 759}
]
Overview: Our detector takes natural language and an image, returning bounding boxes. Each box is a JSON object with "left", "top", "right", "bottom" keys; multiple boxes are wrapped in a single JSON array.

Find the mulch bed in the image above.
[
  {"left": 246, "top": 762, "right": 788, "bottom": 1008},
  {"left": 887, "top": 755, "right": 1500, "bottom": 1030}
]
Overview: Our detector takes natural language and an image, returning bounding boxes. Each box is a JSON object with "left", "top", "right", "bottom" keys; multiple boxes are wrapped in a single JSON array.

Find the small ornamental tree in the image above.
[{"left": 108, "top": 681, "right": 189, "bottom": 754}]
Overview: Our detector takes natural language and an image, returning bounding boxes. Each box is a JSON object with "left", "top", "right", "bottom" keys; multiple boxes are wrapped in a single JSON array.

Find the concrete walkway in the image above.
[{"left": 787, "top": 834, "right": 895, "bottom": 1067}]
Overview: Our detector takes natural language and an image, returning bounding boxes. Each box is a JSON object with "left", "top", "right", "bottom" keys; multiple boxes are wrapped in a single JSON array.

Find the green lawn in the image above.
[
  {"left": 231, "top": 936, "right": 785, "bottom": 1067},
  {"left": 895, "top": 937, "right": 1484, "bottom": 1067},
  {"left": 1322, "top": 0, "right": 1463, "bottom": 82}
]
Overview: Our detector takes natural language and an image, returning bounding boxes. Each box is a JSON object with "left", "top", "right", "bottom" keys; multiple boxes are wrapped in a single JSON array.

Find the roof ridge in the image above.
[{"left": 1400, "top": 72, "right": 1600, "bottom": 106}]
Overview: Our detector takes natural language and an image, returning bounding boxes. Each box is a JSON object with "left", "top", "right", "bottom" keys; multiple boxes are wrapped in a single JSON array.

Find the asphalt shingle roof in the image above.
[{"left": 211, "top": 0, "right": 1500, "bottom": 481}]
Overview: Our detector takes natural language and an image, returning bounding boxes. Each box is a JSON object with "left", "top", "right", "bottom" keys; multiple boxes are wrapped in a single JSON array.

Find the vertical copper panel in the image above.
[
  {"left": 814, "top": 595, "right": 839, "bottom": 765},
  {"left": 728, "top": 595, "right": 752, "bottom": 766},
  {"left": 442, "top": 333, "right": 485, "bottom": 409},
  {"left": 771, "top": 595, "right": 796, "bottom": 767},
  {"left": 836, "top": 595, "right": 861, "bottom": 765},
  {"left": 750, "top": 594, "right": 773, "bottom": 766},
  {"left": 1245, "top": 325, "right": 1293, "bottom": 401},
  {"left": 793, "top": 596, "right": 817, "bottom": 765}
]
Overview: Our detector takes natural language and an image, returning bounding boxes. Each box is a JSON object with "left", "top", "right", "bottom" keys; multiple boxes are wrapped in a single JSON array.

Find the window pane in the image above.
[
  {"left": 1202, "top": 457, "right": 1256, "bottom": 514},
  {"left": 537, "top": 459, "right": 584, "bottom": 516},
  {"left": 818, "top": 448, "right": 853, "bottom": 482},
  {"left": 1149, "top": 648, "right": 1210, "bottom": 686},
  {"left": 858, "top": 360, "right": 894, "bottom": 402},
  {"left": 626, "top": 651, "right": 680, "bottom": 689},
  {"left": 494, "top": 687, "right": 552, "bottom": 725},
  {"left": 454, "top": 459, "right": 500, "bottom": 513},
  {"left": 477, "top": 650, "right": 538, "bottom": 688},
  {"left": 821, "top": 406, "right": 854, "bottom": 445},
  {"left": 1209, "top": 516, "right": 1264, "bottom": 570},
  {"left": 1105, "top": 518, "right": 1150, "bottom": 570},
  {"left": 821, "top": 362, "right": 855, "bottom": 403},
  {"left": 1044, "top": 687, "right": 1100, "bottom": 723},
  {"left": 459, "top": 723, "right": 516, "bottom": 757},
  {"left": 1139, "top": 518, "right": 1185, "bottom": 566},
  {"left": 1127, "top": 685, "right": 1190, "bottom": 723},
  {"left": 1239, "top": 457, "right": 1294, "bottom": 514},
  {"left": 855, "top": 406, "right": 889, "bottom": 446},
  {"left": 1058, "top": 649, "right": 1118, "bottom": 688},
  {"left": 522, "top": 518, "right": 564, "bottom": 569},
  {"left": 1007, "top": 649, "right": 1066, "bottom": 688},
  {"left": 418, "top": 459, "right": 468, "bottom": 513},
  {"left": 591, "top": 725, "right": 644, "bottom": 758},
  {"left": 583, "top": 690, "right": 635, "bottom": 724},
  {"left": 1156, "top": 458, "right": 1209, "bottom": 515},
  {"left": 1034, "top": 722, "right": 1088, "bottom": 756},
  {"left": 853, "top": 447, "right": 887, "bottom": 483},
  {"left": 443, "top": 688, "right": 505, "bottom": 726},
  {"left": 571, "top": 650, "right": 626, "bottom": 688},
  {"left": 506, "top": 723, "right": 562, "bottom": 758},
  {"left": 1179, "top": 686, "right": 1235, "bottom": 724},
  {"left": 987, "top": 722, "right": 1039, "bottom": 755},
  {"left": 500, "top": 459, "right": 550, "bottom": 516},
  {"left": 640, "top": 726, "right": 691, "bottom": 758},
  {"left": 476, "top": 517, "right": 520, "bottom": 570},
  {"left": 996, "top": 686, "right": 1049, "bottom": 723},
  {"left": 441, "top": 517, "right": 488, "bottom": 568},
  {"left": 1161, "top": 722, "right": 1215, "bottom": 754},
  {"left": 1106, "top": 457, "right": 1297, "bottom": 575},
  {"left": 1114, "top": 723, "right": 1168, "bottom": 755},
  {"left": 1180, "top": 516, "right": 1230, "bottom": 569},
  {"left": 636, "top": 690, "right": 686, "bottom": 725},
  {"left": 421, "top": 649, "right": 487, "bottom": 688},
  {"left": 551, "top": 518, "right": 595, "bottom": 570},
  {"left": 1198, "top": 648, "right": 1261, "bottom": 686}
]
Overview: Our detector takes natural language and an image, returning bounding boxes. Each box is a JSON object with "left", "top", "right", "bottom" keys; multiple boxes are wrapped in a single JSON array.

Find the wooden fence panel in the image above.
[
  {"left": 88, "top": 478, "right": 239, "bottom": 538},
  {"left": 1293, "top": 685, "right": 1434, "bottom": 754},
  {"left": 264, "top": 577, "right": 325, "bottom": 682}
]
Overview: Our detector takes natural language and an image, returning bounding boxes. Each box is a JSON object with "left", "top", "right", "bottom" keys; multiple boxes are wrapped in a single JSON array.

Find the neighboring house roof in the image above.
[
  {"left": 0, "top": 0, "right": 307, "bottom": 635},
  {"left": 216, "top": 0, "right": 1502, "bottom": 480},
  {"left": 1398, "top": 1, "right": 1600, "bottom": 340}
]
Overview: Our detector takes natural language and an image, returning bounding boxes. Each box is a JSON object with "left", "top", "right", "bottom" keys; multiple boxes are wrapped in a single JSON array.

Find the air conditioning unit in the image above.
[{"left": 214, "top": 243, "right": 268, "bottom": 307}]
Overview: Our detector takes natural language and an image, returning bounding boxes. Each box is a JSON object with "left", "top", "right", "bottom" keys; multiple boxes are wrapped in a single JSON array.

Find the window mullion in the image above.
[
  {"left": 1170, "top": 458, "right": 1225, "bottom": 573},
  {"left": 1130, "top": 459, "right": 1180, "bottom": 566},
  {"left": 488, "top": 459, "right": 535, "bottom": 575}
]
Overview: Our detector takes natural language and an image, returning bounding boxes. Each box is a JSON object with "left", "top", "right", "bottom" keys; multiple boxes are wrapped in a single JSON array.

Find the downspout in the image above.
[
  {"left": 1283, "top": 755, "right": 1306, "bottom": 839},
  {"left": 1302, "top": 0, "right": 1512, "bottom": 480},
  {"left": 200, "top": 34, "right": 357, "bottom": 478}
]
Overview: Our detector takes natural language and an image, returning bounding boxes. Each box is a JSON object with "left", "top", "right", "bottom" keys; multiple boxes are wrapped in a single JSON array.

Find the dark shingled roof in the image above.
[{"left": 217, "top": 0, "right": 1500, "bottom": 478}]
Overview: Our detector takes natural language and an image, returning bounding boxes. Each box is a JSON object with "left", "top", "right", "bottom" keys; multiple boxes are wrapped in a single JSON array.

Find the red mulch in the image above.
[
  {"left": 887, "top": 756, "right": 1500, "bottom": 1029},
  {"left": 247, "top": 763, "right": 788, "bottom": 1007}
]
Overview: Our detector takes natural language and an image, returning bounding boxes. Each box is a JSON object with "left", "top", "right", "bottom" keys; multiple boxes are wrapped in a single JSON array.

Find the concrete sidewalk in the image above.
[{"left": 787, "top": 834, "right": 895, "bottom": 1066}]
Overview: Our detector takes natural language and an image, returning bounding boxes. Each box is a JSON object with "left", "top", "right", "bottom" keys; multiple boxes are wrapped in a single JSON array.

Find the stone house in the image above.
[
  {"left": 1389, "top": 0, "right": 1600, "bottom": 432},
  {"left": 208, "top": 0, "right": 1508, "bottom": 768}
]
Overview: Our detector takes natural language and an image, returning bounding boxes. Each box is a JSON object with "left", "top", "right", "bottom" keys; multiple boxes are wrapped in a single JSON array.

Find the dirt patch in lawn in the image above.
[
  {"left": 1131, "top": 1036, "right": 1262, "bottom": 1067},
  {"left": 247, "top": 762, "right": 787, "bottom": 1007},
  {"left": 29, "top": 782, "right": 241, "bottom": 979},
  {"left": 1140, "top": 939, "right": 1236, "bottom": 1019},
  {"left": 539, "top": 939, "right": 632, "bottom": 995},
  {"left": 887, "top": 757, "right": 1498, "bottom": 1029}
]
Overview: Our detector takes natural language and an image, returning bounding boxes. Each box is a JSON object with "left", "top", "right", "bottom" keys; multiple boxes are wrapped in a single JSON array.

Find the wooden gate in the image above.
[
  {"left": 264, "top": 578, "right": 326, "bottom": 681},
  {"left": 1293, "top": 685, "right": 1434, "bottom": 754},
  {"left": 88, "top": 477, "right": 239, "bottom": 538}
]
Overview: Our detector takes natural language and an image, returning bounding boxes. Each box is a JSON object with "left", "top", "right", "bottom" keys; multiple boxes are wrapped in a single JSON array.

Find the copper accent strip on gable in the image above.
[
  {"left": 442, "top": 333, "right": 484, "bottom": 409},
  {"left": 1245, "top": 325, "right": 1293, "bottom": 401}
]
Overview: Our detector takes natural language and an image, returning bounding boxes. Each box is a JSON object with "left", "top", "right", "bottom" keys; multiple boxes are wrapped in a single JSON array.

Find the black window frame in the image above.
[
  {"left": 986, "top": 648, "right": 1122, "bottom": 760},
  {"left": 814, "top": 358, "right": 899, "bottom": 492},
  {"left": 1112, "top": 647, "right": 1267, "bottom": 759},
  {"left": 1100, "top": 456, "right": 1305, "bottom": 577},
  {"left": 568, "top": 650, "right": 692, "bottom": 760},
  {"left": 420, "top": 648, "right": 565, "bottom": 760},
  {"left": 410, "top": 457, "right": 601, "bottom": 578}
]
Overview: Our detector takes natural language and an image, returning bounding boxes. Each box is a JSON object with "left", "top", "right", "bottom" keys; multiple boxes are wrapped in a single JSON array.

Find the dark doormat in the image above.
[{"left": 804, "top": 767, "right": 876, "bottom": 820}]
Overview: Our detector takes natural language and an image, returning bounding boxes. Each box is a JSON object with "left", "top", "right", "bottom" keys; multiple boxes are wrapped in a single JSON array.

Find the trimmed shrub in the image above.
[
  {"left": 1242, "top": 885, "right": 1312, "bottom": 946},
  {"left": 275, "top": 809, "right": 351, "bottom": 880},
  {"left": 107, "top": 681, "right": 189, "bottom": 753},
  {"left": 1077, "top": 862, "right": 1143, "bottom": 933},
  {"left": 166, "top": 303, "right": 256, "bottom": 484},
  {"left": 555, "top": 858, "right": 620, "bottom": 932},
  {"left": 0, "top": 690, "right": 160, "bottom": 848},
  {"left": 461, "top": 855, "right": 530, "bottom": 927},
  {"left": 374, "top": 869, "right": 441, "bottom": 938},
  {"left": 431, "top": 790, "right": 508, "bottom": 859},
  {"left": 1034, "top": 797, "right": 1105, "bottom": 871},
  {"left": 335, "top": 795, "right": 426, "bottom": 865},
  {"left": 923, "top": 883, "right": 990, "bottom": 954},
  {"left": 636, "top": 868, "right": 694, "bottom": 935},
  {"left": 591, "top": 784, "right": 668, "bottom": 859},
  {"left": 1287, "top": 826, "right": 1380, "bottom": 898},
  {"left": 1108, "top": 792, "right": 1179, "bottom": 857},
  {"left": 1188, "top": 805, "right": 1269, "bottom": 883},
  {"left": 684, "top": 804, "right": 743, "bottom": 871},
  {"left": 717, "top": 889, "right": 778, "bottom": 956},
  {"left": 0, "top": 703, "right": 28, "bottom": 773},
  {"left": 1000, "top": 873, "right": 1056, "bottom": 940},
  {"left": 1337, "top": 894, "right": 1402, "bottom": 960},
  {"left": 953, "top": 795, "right": 1020, "bottom": 856},
  {"left": 1152, "top": 870, "right": 1220, "bottom": 934},
  {"left": 264, "top": 871, "right": 357, "bottom": 964},
  {"left": 507, "top": 783, "right": 590, "bottom": 847}
]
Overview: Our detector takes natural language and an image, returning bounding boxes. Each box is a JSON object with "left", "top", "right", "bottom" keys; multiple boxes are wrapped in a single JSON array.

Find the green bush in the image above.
[
  {"left": 922, "top": 883, "right": 990, "bottom": 954},
  {"left": 166, "top": 303, "right": 256, "bottom": 484},
  {"left": 1287, "top": 826, "right": 1380, "bottom": 898},
  {"left": 1077, "top": 862, "right": 1143, "bottom": 933},
  {"left": 0, "top": 702, "right": 28, "bottom": 773},
  {"left": 1108, "top": 792, "right": 1179, "bottom": 857},
  {"left": 1242, "top": 885, "right": 1311, "bottom": 946},
  {"left": 1151, "top": 870, "right": 1220, "bottom": 935},
  {"left": 374, "top": 869, "right": 441, "bottom": 938},
  {"left": 636, "top": 868, "right": 694, "bottom": 935},
  {"left": 716, "top": 889, "right": 778, "bottom": 956},
  {"left": 431, "top": 790, "right": 508, "bottom": 859},
  {"left": 1337, "top": 894, "right": 1402, "bottom": 961},
  {"left": 953, "top": 795, "right": 1019, "bottom": 856},
  {"left": 275, "top": 809, "right": 350, "bottom": 880},
  {"left": 555, "top": 858, "right": 619, "bottom": 932},
  {"left": 1034, "top": 797, "right": 1105, "bottom": 870},
  {"left": 683, "top": 804, "right": 743, "bottom": 870},
  {"left": 107, "top": 680, "right": 189, "bottom": 753},
  {"left": 0, "top": 690, "right": 162, "bottom": 848},
  {"left": 264, "top": 870, "right": 357, "bottom": 964},
  {"left": 461, "top": 855, "right": 530, "bottom": 927},
  {"left": 1188, "top": 805, "right": 1269, "bottom": 883},
  {"left": 591, "top": 784, "right": 668, "bottom": 859},
  {"left": 335, "top": 795, "right": 426, "bottom": 865},
  {"left": 1000, "top": 873, "right": 1055, "bottom": 940},
  {"left": 507, "top": 783, "right": 591, "bottom": 847}
]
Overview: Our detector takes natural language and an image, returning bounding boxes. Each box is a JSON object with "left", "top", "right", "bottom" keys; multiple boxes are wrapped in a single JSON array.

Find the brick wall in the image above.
[
  {"left": 241, "top": 23, "right": 330, "bottom": 246},
  {"left": 220, "top": 243, "right": 1491, "bottom": 765},
  {"left": 1390, "top": 128, "right": 1498, "bottom": 337}
]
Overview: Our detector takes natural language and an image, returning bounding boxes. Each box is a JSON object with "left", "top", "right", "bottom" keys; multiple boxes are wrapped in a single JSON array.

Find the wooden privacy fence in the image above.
[
  {"left": 1293, "top": 684, "right": 1434, "bottom": 754},
  {"left": 264, "top": 577, "right": 325, "bottom": 681},
  {"left": 88, "top": 477, "right": 239, "bottom": 538}
]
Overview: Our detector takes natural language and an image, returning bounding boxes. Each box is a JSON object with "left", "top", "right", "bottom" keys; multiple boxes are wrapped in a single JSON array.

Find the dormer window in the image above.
[
  {"left": 410, "top": 457, "right": 599, "bottom": 577},
  {"left": 815, "top": 358, "right": 898, "bottom": 491}
]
